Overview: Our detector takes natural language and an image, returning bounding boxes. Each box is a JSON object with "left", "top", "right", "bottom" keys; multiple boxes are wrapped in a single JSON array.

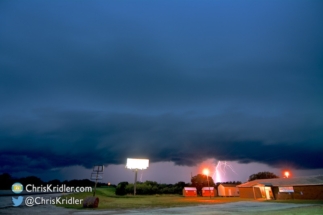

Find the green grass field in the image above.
[
  {"left": 57, "top": 186, "right": 323, "bottom": 214},
  {"left": 57, "top": 186, "right": 249, "bottom": 209}
]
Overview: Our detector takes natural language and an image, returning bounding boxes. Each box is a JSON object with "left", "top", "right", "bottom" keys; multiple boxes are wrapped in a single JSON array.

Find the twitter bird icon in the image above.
[{"left": 12, "top": 196, "right": 23, "bottom": 207}]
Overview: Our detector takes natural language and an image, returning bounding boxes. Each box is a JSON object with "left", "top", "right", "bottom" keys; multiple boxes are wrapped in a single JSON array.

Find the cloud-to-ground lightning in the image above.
[
  {"left": 140, "top": 171, "right": 143, "bottom": 182},
  {"left": 213, "top": 161, "right": 238, "bottom": 183}
]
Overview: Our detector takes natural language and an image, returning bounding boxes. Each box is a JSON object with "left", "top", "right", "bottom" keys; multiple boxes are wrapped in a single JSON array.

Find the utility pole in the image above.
[
  {"left": 91, "top": 165, "right": 104, "bottom": 197},
  {"left": 93, "top": 170, "right": 99, "bottom": 196}
]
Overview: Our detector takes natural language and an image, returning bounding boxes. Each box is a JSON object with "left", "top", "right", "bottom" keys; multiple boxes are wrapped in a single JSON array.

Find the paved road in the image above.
[{"left": 0, "top": 199, "right": 317, "bottom": 215}]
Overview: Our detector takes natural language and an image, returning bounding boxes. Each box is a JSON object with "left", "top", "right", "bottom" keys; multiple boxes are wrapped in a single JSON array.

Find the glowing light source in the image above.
[
  {"left": 203, "top": 168, "right": 209, "bottom": 176},
  {"left": 126, "top": 158, "right": 149, "bottom": 170},
  {"left": 284, "top": 171, "right": 290, "bottom": 178}
]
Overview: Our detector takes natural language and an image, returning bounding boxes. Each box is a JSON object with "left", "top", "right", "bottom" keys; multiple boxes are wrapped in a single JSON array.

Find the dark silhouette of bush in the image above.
[
  {"left": 20, "top": 176, "right": 43, "bottom": 187},
  {"left": 47, "top": 179, "right": 61, "bottom": 186},
  {"left": 115, "top": 181, "right": 129, "bottom": 195},
  {"left": 115, "top": 181, "right": 191, "bottom": 195},
  {"left": 0, "top": 173, "right": 13, "bottom": 189}
]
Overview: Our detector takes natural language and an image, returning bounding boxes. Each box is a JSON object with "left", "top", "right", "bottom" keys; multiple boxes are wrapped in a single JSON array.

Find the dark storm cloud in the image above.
[
  {"left": 0, "top": 110, "right": 322, "bottom": 173},
  {"left": 0, "top": 1, "right": 323, "bottom": 174},
  {"left": 1, "top": 1, "right": 322, "bottom": 109}
]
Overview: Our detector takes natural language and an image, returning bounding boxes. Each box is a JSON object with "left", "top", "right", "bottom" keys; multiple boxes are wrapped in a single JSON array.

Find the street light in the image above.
[
  {"left": 203, "top": 169, "right": 211, "bottom": 199},
  {"left": 284, "top": 171, "right": 290, "bottom": 178}
]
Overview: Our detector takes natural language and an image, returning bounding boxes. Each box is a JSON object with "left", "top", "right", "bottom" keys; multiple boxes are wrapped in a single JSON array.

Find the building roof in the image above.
[
  {"left": 183, "top": 187, "right": 197, "bottom": 190},
  {"left": 202, "top": 187, "right": 214, "bottom": 190},
  {"left": 219, "top": 184, "right": 238, "bottom": 187},
  {"left": 237, "top": 175, "right": 323, "bottom": 188}
]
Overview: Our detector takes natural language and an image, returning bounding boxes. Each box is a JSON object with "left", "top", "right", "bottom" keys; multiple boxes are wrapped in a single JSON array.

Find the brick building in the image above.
[{"left": 237, "top": 175, "right": 323, "bottom": 200}]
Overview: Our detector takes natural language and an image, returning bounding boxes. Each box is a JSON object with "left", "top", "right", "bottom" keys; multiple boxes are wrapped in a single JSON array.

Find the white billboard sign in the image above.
[
  {"left": 91, "top": 173, "right": 103, "bottom": 180},
  {"left": 279, "top": 187, "right": 294, "bottom": 192},
  {"left": 126, "top": 158, "right": 149, "bottom": 170}
]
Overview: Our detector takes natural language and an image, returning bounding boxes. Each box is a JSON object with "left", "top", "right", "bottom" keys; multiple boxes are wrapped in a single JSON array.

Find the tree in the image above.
[
  {"left": 175, "top": 181, "right": 186, "bottom": 188},
  {"left": 248, "top": 171, "right": 279, "bottom": 181},
  {"left": 47, "top": 179, "right": 61, "bottom": 186},
  {"left": 191, "top": 174, "right": 215, "bottom": 195},
  {"left": 115, "top": 182, "right": 129, "bottom": 195},
  {"left": 20, "top": 176, "right": 43, "bottom": 186},
  {"left": 174, "top": 181, "right": 187, "bottom": 194},
  {"left": 0, "top": 173, "right": 13, "bottom": 189}
]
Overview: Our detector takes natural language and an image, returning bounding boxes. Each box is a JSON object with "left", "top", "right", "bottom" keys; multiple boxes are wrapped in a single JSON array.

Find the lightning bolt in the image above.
[
  {"left": 140, "top": 171, "right": 143, "bottom": 182},
  {"left": 212, "top": 160, "right": 237, "bottom": 183}
]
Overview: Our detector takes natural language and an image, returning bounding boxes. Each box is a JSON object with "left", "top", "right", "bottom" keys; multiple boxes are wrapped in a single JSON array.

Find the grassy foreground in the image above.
[
  {"left": 246, "top": 205, "right": 323, "bottom": 215},
  {"left": 57, "top": 187, "right": 323, "bottom": 214},
  {"left": 57, "top": 186, "right": 249, "bottom": 209}
]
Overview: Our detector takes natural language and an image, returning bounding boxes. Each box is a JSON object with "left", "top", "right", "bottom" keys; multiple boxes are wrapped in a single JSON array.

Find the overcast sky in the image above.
[{"left": 1, "top": 0, "right": 322, "bottom": 184}]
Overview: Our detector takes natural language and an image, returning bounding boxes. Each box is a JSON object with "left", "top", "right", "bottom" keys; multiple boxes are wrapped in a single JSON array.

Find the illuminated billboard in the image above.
[{"left": 126, "top": 158, "right": 149, "bottom": 170}]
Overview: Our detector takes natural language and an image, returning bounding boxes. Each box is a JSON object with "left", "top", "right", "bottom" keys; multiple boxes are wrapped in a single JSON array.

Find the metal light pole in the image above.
[
  {"left": 203, "top": 169, "right": 211, "bottom": 199},
  {"left": 207, "top": 174, "right": 211, "bottom": 198}
]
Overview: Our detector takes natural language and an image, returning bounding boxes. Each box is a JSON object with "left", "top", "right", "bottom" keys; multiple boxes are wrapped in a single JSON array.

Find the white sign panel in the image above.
[
  {"left": 93, "top": 165, "right": 104, "bottom": 172},
  {"left": 91, "top": 173, "right": 103, "bottom": 180},
  {"left": 126, "top": 158, "right": 149, "bottom": 170},
  {"left": 279, "top": 187, "right": 294, "bottom": 192}
]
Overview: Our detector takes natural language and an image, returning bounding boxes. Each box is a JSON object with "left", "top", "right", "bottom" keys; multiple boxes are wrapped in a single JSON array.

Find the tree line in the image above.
[
  {"left": 115, "top": 181, "right": 190, "bottom": 195},
  {"left": 248, "top": 171, "right": 279, "bottom": 181},
  {"left": 1, "top": 171, "right": 279, "bottom": 193},
  {"left": 115, "top": 174, "right": 243, "bottom": 196},
  {"left": 115, "top": 171, "right": 279, "bottom": 196}
]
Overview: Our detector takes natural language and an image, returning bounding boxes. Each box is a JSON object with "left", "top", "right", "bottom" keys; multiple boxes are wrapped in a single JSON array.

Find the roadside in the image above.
[
  {"left": 0, "top": 200, "right": 321, "bottom": 215},
  {"left": 1, "top": 187, "right": 322, "bottom": 215}
]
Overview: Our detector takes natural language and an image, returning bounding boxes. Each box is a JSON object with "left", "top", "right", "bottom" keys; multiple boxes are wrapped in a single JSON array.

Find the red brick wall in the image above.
[
  {"left": 273, "top": 185, "right": 323, "bottom": 200},
  {"left": 239, "top": 187, "right": 254, "bottom": 198},
  {"left": 254, "top": 187, "right": 263, "bottom": 198},
  {"left": 183, "top": 190, "right": 197, "bottom": 197},
  {"left": 272, "top": 187, "right": 293, "bottom": 200},
  {"left": 293, "top": 186, "right": 323, "bottom": 200},
  {"left": 240, "top": 185, "right": 323, "bottom": 200},
  {"left": 202, "top": 190, "right": 215, "bottom": 197}
]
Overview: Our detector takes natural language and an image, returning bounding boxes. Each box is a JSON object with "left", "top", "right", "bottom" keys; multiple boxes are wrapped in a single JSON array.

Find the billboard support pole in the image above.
[
  {"left": 134, "top": 169, "right": 138, "bottom": 195},
  {"left": 91, "top": 165, "right": 104, "bottom": 197},
  {"left": 125, "top": 158, "right": 149, "bottom": 196}
]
